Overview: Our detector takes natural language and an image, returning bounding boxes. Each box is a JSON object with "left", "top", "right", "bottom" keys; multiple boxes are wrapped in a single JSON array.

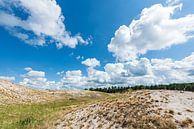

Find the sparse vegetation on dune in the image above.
[
  {"left": 0, "top": 80, "right": 115, "bottom": 129},
  {"left": 0, "top": 80, "right": 194, "bottom": 129},
  {"left": 0, "top": 92, "right": 115, "bottom": 129},
  {"left": 55, "top": 91, "right": 178, "bottom": 129},
  {"left": 55, "top": 90, "right": 194, "bottom": 129}
]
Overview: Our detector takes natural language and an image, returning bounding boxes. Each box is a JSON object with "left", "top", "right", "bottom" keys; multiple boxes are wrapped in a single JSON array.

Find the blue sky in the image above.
[{"left": 0, "top": 0, "right": 194, "bottom": 89}]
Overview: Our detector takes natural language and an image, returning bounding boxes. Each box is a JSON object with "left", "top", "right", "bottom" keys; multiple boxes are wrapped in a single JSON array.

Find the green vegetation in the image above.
[
  {"left": 87, "top": 83, "right": 194, "bottom": 93},
  {"left": 0, "top": 92, "right": 114, "bottom": 129}
]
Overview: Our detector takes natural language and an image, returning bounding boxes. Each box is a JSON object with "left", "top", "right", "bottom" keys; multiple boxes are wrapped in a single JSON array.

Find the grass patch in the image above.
[
  {"left": 0, "top": 92, "right": 116, "bottom": 129},
  {"left": 17, "top": 116, "right": 35, "bottom": 128}
]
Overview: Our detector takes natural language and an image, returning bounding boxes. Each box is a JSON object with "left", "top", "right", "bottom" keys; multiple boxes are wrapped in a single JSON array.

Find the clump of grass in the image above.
[
  {"left": 17, "top": 116, "right": 35, "bottom": 128},
  {"left": 147, "top": 115, "right": 176, "bottom": 129},
  {"left": 177, "top": 112, "right": 182, "bottom": 115},
  {"left": 180, "top": 118, "right": 193, "bottom": 127},
  {"left": 186, "top": 109, "right": 193, "bottom": 112},
  {"left": 169, "top": 109, "right": 174, "bottom": 115}
]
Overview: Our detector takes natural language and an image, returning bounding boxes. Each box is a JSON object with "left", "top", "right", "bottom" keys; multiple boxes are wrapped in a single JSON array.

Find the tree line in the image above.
[{"left": 86, "top": 83, "right": 194, "bottom": 93}]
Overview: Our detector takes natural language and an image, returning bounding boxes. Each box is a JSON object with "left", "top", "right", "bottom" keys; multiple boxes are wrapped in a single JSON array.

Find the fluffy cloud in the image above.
[
  {"left": 0, "top": 0, "right": 88, "bottom": 48},
  {"left": 6, "top": 1, "right": 194, "bottom": 89},
  {"left": 24, "top": 67, "right": 32, "bottom": 71},
  {"left": 87, "top": 68, "right": 110, "bottom": 83},
  {"left": 17, "top": 52, "right": 194, "bottom": 89},
  {"left": 85, "top": 53, "right": 194, "bottom": 87},
  {"left": 103, "top": 59, "right": 153, "bottom": 85},
  {"left": 0, "top": 76, "right": 15, "bottom": 81},
  {"left": 60, "top": 70, "right": 88, "bottom": 89},
  {"left": 104, "top": 63, "right": 125, "bottom": 77},
  {"left": 124, "top": 58, "right": 153, "bottom": 77},
  {"left": 105, "top": 1, "right": 194, "bottom": 86},
  {"left": 20, "top": 68, "right": 58, "bottom": 89},
  {"left": 104, "top": 63, "right": 126, "bottom": 84},
  {"left": 150, "top": 53, "right": 194, "bottom": 84},
  {"left": 108, "top": 3, "right": 194, "bottom": 61},
  {"left": 94, "top": 53, "right": 194, "bottom": 86},
  {"left": 82, "top": 58, "right": 100, "bottom": 68},
  {"left": 20, "top": 67, "right": 110, "bottom": 89},
  {"left": 81, "top": 58, "right": 110, "bottom": 84},
  {"left": 24, "top": 68, "right": 45, "bottom": 78}
]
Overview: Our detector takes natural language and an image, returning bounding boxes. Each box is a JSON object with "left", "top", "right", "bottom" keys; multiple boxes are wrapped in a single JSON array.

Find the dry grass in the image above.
[
  {"left": 56, "top": 91, "right": 177, "bottom": 129},
  {"left": 169, "top": 109, "right": 175, "bottom": 115},
  {"left": 186, "top": 109, "right": 193, "bottom": 113},
  {"left": 180, "top": 118, "right": 193, "bottom": 127},
  {"left": 177, "top": 112, "right": 182, "bottom": 115}
]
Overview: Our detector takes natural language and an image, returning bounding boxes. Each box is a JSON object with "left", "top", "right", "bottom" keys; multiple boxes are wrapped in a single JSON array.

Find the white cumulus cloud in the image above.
[
  {"left": 82, "top": 58, "right": 101, "bottom": 68},
  {"left": 87, "top": 68, "right": 110, "bottom": 83},
  {"left": 18, "top": 52, "right": 194, "bottom": 89},
  {"left": 108, "top": 3, "right": 194, "bottom": 61},
  {"left": 6, "top": 1, "right": 194, "bottom": 89},
  {"left": 0, "top": 0, "right": 88, "bottom": 48},
  {"left": 24, "top": 68, "right": 45, "bottom": 78},
  {"left": 60, "top": 70, "right": 88, "bottom": 89},
  {"left": 20, "top": 68, "right": 58, "bottom": 89},
  {"left": 90, "top": 53, "right": 194, "bottom": 86}
]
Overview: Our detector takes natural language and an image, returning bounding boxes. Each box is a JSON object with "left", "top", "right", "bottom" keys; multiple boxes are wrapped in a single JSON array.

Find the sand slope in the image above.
[
  {"left": 1, "top": 80, "right": 193, "bottom": 128},
  {"left": 151, "top": 90, "right": 194, "bottom": 129},
  {"left": 0, "top": 80, "right": 90, "bottom": 105},
  {"left": 55, "top": 90, "right": 194, "bottom": 129}
]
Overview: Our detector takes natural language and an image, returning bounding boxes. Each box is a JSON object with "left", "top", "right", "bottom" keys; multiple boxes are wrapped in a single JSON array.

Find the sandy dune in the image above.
[
  {"left": 1, "top": 80, "right": 193, "bottom": 128},
  {"left": 0, "top": 80, "right": 89, "bottom": 105},
  {"left": 151, "top": 90, "right": 194, "bottom": 129},
  {"left": 55, "top": 90, "right": 194, "bottom": 129}
]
